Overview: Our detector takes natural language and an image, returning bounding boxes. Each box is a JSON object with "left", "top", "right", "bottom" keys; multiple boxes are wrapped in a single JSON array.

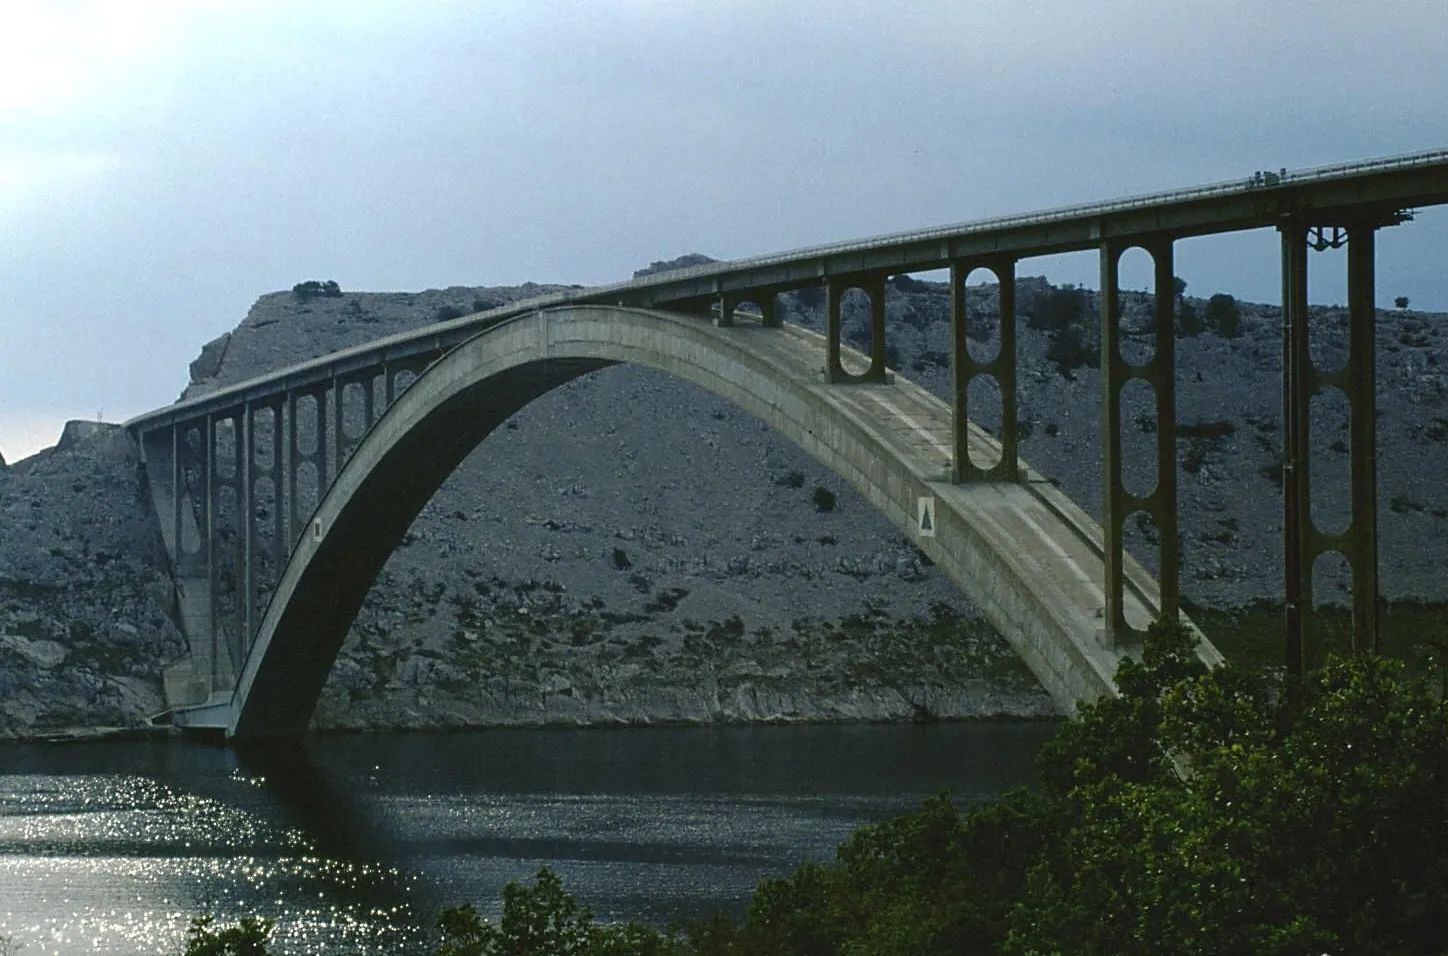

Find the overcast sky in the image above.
[{"left": 2, "top": 0, "right": 1445, "bottom": 462}]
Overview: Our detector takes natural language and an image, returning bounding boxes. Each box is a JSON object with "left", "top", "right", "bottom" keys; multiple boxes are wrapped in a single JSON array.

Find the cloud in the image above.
[{"left": 0, "top": 0, "right": 1443, "bottom": 443}]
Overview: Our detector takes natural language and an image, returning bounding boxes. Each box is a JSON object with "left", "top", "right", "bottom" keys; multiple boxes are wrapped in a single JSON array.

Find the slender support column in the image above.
[
  {"left": 204, "top": 414, "right": 218, "bottom": 691},
  {"left": 316, "top": 387, "right": 329, "bottom": 492},
  {"left": 1346, "top": 224, "right": 1381, "bottom": 652},
  {"left": 826, "top": 280, "right": 844, "bottom": 381},
  {"left": 331, "top": 375, "right": 344, "bottom": 471},
  {"left": 1281, "top": 220, "right": 1313, "bottom": 677},
  {"left": 287, "top": 392, "right": 301, "bottom": 547},
  {"left": 950, "top": 262, "right": 969, "bottom": 480},
  {"left": 271, "top": 402, "right": 285, "bottom": 569},
  {"left": 716, "top": 292, "right": 736, "bottom": 328},
  {"left": 362, "top": 375, "right": 375, "bottom": 433},
  {"left": 240, "top": 404, "right": 254, "bottom": 655},
  {"left": 1152, "top": 239, "right": 1181, "bottom": 623},
  {"left": 1099, "top": 241, "right": 1128, "bottom": 641},
  {"left": 761, "top": 293, "right": 781, "bottom": 328},
  {"left": 998, "top": 264, "right": 1018, "bottom": 480},
  {"left": 384, "top": 362, "right": 396, "bottom": 408},
  {"left": 170, "top": 426, "right": 182, "bottom": 569}
]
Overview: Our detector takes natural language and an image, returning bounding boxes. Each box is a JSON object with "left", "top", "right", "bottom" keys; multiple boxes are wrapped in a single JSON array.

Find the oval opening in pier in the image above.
[
  {"left": 967, "top": 373, "right": 1004, "bottom": 471},
  {"left": 1120, "top": 377, "right": 1158, "bottom": 499},
  {"left": 1115, "top": 245, "right": 1157, "bottom": 368},
  {"left": 838, "top": 287, "right": 875, "bottom": 377}
]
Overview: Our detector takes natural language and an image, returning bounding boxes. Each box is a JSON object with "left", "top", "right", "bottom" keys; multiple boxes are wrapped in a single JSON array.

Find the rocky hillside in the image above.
[
  {"left": 1, "top": 267, "right": 1444, "bottom": 738},
  {"left": 0, "top": 424, "right": 185, "bottom": 737}
]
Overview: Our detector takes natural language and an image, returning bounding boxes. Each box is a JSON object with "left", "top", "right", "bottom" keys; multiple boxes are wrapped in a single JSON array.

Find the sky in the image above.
[{"left": 2, "top": 0, "right": 1445, "bottom": 463}]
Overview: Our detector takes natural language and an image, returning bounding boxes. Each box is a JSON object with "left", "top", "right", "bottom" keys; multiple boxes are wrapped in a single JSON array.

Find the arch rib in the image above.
[{"left": 165, "top": 305, "right": 1221, "bottom": 739}]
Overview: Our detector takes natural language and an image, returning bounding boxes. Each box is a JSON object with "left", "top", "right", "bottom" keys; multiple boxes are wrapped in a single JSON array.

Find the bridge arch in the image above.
[{"left": 207, "top": 304, "right": 1219, "bottom": 739}]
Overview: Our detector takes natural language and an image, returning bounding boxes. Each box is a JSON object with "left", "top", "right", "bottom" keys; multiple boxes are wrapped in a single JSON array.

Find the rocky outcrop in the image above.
[
  {"left": 0, "top": 425, "right": 185, "bottom": 736},
  {"left": 634, "top": 253, "right": 718, "bottom": 278},
  {"left": 1, "top": 274, "right": 1444, "bottom": 739}
]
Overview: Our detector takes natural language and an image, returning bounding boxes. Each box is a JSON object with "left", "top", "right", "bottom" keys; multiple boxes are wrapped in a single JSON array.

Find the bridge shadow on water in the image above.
[
  {"left": 233, "top": 739, "right": 397, "bottom": 859},
  {"left": 231, "top": 739, "right": 425, "bottom": 928}
]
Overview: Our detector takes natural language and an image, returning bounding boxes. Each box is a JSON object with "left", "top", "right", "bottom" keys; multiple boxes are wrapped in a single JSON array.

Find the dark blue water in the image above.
[{"left": 0, "top": 721, "right": 1059, "bottom": 954}]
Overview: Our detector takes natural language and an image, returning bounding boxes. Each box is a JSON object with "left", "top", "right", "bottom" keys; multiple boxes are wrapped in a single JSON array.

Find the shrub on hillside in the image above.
[
  {"left": 1177, "top": 299, "right": 1205, "bottom": 337},
  {"left": 1206, "top": 292, "right": 1242, "bottom": 338},
  {"left": 813, "top": 486, "right": 836, "bottom": 512},
  {"left": 1045, "top": 323, "right": 1097, "bottom": 377},
  {"left": 775, "top": 470, "right": 805, "bottom": 489},
  {"left": 291, "top": 280, "right": 342, "bottom": 302},
  {"left": 1027, "top": 284, "right": 1086, "bottom": 332}
]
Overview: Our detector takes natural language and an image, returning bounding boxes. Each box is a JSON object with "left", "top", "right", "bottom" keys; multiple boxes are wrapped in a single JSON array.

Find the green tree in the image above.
[
  {"left": 435, "top": 868, "right": 684, "bottom": 956},
  {"left": 1396, "top": 295, "right": 1411, "bottom": 310},
  {"left": 1008, "top": 628, "right": 1448, "bottom": 956},
  {"left": 1028, "top": 285, "right": 1086, "bottom": 332},
  {"left": 291, "top": 279, "right": 342, "bottom": 302},
  {"left": 1205, "top": 293, "right": 1241, "bottom": 338},
  {"left": 1176, "top": 300, "right": 1205, "bottom": 337},
  {"left": 182, "top": 916, "right": 274, "bottom": 956},
  {"left": 697, "top": 620, "right": 1448, "bottom": 956},
  {"left": 1044, "top": 323, "right": 1096, "bottom": 377}
]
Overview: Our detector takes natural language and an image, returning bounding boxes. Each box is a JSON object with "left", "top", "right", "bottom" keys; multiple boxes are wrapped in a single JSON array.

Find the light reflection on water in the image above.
[{"left": 0, "top": 721, "right": 1058, "bottom": 955}]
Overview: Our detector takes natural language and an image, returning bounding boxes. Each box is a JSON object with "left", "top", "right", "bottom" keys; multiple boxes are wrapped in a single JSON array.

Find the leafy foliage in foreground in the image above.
[
  {"left": 705, "top": 622, "right": 1448, "bottom": 956},
  {"left": 434, "top": 867, "right": 686, "bottom": 956},
  {"left": 182, "top": 915, "right": 274, "bottom": 956},
  {"left": 181, "top": 620, "right": 1448, "bottom": 955}
]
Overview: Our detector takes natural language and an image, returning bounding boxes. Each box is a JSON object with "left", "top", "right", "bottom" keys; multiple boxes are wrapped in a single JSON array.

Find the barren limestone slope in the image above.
[{"left": 1, "top": 267, "right": 1444, "bottom": 737}]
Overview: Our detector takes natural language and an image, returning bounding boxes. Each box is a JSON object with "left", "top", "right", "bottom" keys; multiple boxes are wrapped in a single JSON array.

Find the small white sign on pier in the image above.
[{"left": 917, "top": 496, "right": 936, "bottom": 537}]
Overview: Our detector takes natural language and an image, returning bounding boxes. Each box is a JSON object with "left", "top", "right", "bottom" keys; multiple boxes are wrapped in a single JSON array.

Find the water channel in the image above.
[{"left": 0, "top": 721, "right": 1059, "bottom": 954}]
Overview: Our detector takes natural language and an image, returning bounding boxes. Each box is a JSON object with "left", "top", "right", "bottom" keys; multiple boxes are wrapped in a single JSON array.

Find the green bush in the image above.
[
  {"left": 775, "top": 470, "right": 806, "bottom": 488},
  {"left": 182, "top": 915, "right": 274, "bottom": 956},
  {"left": 1044, "top": 323, "right": 1096, "bottom": 376},
  {"left": 812, "top": 486, "right": 837, "bottom": 512},
  {"left": 435, "top": 868, "right": 685, "bottom": 956},
  {"left": 1176, "top": 300, "right": 1205, "bottom": 337},
  {"left": 291, "top": 279, "right": 342, "bottom": 302},
  {"left": 1206, "top": 292, "right": 1241, "bottom": 338},
  {"left": 1027, "top": 284, "right": 1087, "bottom": 332},
  {"left": 698, "top": 622, "right": 1448, "bottom": 956}
]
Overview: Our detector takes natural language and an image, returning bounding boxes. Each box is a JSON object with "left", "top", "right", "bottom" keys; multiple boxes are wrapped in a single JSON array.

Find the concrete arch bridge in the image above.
[{"left": 125, "top": 147, "right": 1448, "bottom": 738}]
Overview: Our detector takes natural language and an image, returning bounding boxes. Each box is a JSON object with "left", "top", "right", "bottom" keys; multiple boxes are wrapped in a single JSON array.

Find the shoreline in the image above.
[{"left": 2, "top": 708, "right": 1065, "bottom": 746}]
